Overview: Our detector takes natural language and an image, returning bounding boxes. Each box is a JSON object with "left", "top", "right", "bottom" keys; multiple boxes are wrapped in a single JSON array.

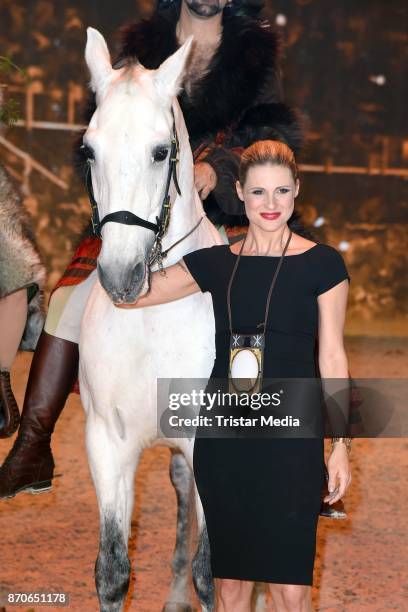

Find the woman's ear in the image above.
[
  {"left": 294, "top": 178, "right": 300, "bottom": 198},
  {"left": 236, "top": 180, "right": 244, "bottom": 201}
]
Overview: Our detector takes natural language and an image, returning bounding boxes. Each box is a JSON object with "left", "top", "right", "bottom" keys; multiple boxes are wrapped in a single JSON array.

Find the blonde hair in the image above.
[{"left": 239, "top": 140, "right": 299, "bottom": 185}]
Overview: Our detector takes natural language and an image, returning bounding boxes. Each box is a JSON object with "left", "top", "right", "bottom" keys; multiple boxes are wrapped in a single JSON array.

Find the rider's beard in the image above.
[{"left": 185, "top": 0, "right": 225, "bottom": 18}]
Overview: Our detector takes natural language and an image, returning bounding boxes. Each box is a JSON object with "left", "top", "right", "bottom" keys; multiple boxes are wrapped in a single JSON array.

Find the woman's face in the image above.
[{"left": 236, "top": 163, "right": 299, "bottom": 232}]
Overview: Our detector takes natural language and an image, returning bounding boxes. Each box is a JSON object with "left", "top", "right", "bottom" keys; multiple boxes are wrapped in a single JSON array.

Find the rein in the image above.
[{"left": 83, "top": 106, "right": 205, "bottom": 274}]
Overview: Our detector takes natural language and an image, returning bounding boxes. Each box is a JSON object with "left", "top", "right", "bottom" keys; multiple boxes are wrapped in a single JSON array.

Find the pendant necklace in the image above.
[{"left": 227, "top": 229, "right": 293, "bottom": 395}]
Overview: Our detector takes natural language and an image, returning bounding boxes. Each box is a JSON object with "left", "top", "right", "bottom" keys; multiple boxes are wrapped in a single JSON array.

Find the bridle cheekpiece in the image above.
[{"left": 83, "top": 106, "right": 204, "bottom": 274}]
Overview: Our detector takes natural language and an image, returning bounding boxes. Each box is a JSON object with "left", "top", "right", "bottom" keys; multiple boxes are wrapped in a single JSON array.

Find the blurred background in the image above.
[
  {"left": 0, "top": 0, "right": 406, "bottom": 336},
  {"left": 0, "top": 4, "right": 406, "bottom": 609}
]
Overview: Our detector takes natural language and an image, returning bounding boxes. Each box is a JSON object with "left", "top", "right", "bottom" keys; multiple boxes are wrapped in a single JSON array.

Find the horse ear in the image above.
[
  {"left": 85, "top": 27, "right": 113, "bottom": 96},
  {"left": 153, "top": 36, "right": 194, "bottom": 101}
]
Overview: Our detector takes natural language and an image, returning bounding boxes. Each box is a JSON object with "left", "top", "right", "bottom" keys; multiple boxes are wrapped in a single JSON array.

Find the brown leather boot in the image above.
[
  {"left": 0, "top": 331, "right": 79, "bottom": 500},
  {"left": 0, "top": 370, "right": 21, "bottom": 438}
]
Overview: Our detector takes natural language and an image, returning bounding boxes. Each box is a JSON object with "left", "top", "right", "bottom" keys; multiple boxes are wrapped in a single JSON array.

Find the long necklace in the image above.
[{"left": 227, "top": 229, "right": 293, "bottom": 395}]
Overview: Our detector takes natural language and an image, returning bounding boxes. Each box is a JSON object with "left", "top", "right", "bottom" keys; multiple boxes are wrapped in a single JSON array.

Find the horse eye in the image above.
[
  {"left": 81, "top": 143, "right": 95, "bottom": 162},
  {"left": 153, "top": 147, "right": 169, "bottom": 163}
]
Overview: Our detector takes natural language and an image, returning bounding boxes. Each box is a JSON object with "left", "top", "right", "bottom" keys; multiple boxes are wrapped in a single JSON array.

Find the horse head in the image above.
[{"left": 83, "top": 27, "right": 193, "bottom": 304}]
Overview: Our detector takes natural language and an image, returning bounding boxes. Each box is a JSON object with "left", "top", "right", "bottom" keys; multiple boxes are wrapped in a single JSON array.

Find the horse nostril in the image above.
[
  {"left": 133, "top": 261, "right": 145, "bottom": 281},
  {"left": 97, "top": 260, "right": 145, "bottom": 300}
]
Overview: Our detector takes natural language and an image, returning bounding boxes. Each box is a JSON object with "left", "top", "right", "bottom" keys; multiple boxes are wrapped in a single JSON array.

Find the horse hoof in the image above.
[{"left": 162, "top": 603, "right": 197, "bottom": 612}]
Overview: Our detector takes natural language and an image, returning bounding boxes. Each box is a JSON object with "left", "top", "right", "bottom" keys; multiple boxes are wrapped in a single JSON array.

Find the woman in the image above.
[
  {"left": 0, "top": 162, "right": 46, "bottom": 439},
  {"left": 120, "top": 140, "right": 352, "bottom": 611}
]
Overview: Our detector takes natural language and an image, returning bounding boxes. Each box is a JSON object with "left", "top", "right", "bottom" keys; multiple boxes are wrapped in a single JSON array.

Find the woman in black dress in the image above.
[{"left": 121, "top": 140, "right": 352, "bottom": 611}]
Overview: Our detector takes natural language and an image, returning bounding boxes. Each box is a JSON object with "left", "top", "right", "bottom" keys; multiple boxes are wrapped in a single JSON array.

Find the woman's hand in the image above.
[
  {"left": 114, "top": 260, "right": 200, "bottom": 309},
  {"left": 194, "top": 162, "right": 217, "bottom": 200},
  {"left": 324, "top": 443, "right": 352, "bottom": 504}
]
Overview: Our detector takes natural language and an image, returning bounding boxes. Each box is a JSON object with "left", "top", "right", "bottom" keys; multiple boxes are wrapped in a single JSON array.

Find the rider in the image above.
[{"left": 0, "top": 0, "right": 355, "bottom": 514}]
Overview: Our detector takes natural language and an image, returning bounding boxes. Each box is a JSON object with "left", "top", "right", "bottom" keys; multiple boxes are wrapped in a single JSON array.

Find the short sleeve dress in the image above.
[{"left": 182, "top": 242, "right": 350, "bottom": 586}]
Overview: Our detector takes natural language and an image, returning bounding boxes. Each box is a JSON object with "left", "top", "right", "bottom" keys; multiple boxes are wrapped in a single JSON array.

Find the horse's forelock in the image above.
[
  {"left": 113, "top": 62, "right": 160, "bottom": 102},
  {"left": 121, "top": 57, "right": 141, "bottom": 77}
]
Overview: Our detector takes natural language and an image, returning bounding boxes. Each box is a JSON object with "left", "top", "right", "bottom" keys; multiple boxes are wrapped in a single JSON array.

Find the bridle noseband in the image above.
[{"left": 83, "top": 106, "right": 204, "bottom": 274}]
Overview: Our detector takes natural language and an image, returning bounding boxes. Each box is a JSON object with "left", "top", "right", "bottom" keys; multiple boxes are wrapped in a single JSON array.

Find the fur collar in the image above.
[{"left": 118, "top": 4, "right": 281, "bottom": 142}]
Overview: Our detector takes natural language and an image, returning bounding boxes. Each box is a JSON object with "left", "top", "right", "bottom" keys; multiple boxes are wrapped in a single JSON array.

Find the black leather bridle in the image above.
[{"left": 83, "top": 106, "right": 204, "bottom": 273}]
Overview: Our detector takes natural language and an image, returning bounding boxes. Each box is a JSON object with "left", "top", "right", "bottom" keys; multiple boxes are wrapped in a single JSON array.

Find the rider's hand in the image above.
[
  {"left": 194, "top": 162, "right": 217, "bottom": 200},
  {"left": 323, "top": 443, "right": 352, "bottom": 505}
]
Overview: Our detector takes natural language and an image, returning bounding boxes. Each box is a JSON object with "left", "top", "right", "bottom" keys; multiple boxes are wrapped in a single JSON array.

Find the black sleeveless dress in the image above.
[{"left": 182, "top": 243, "right": 350, "bottom": 586}]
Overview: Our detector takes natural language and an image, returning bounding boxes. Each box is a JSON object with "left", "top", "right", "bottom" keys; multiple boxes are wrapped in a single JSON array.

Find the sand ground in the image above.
[{"left": 0, "top": 336, "right": 406, "bottom": 611}]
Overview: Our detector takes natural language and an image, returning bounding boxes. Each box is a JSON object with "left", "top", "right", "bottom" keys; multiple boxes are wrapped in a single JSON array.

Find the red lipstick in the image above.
[{"left": 260, "top": 212, "right": 281, "bottom": 220}]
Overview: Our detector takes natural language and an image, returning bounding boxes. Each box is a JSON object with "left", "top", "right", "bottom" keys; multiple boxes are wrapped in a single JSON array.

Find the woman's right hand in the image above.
[
  {"left": 116, "top": 259, "right": 200, "bottom": 309},
  {"left": 323, "top": 443, "right": 352, "bottom": 504}
]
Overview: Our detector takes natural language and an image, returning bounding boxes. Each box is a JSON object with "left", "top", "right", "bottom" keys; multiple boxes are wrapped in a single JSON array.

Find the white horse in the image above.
[{"left": 79, "top": 28, "right": 225, "bottom": 612}]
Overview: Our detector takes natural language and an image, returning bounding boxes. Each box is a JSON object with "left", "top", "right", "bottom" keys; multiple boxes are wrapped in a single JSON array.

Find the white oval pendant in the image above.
[{"left": 230, "top": 349, "right": 259, "bottom": 391}]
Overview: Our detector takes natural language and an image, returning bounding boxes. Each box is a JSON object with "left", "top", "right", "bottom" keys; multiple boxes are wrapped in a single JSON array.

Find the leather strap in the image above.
[
  {"left": 99, "top": 210, "right": 158, "bottom": 234},
  {"left": 84, "top": 106, "right": 180, "bottom": 241},
  {"left": 227, "top": 230, "right": 293, "bottom": 335}
]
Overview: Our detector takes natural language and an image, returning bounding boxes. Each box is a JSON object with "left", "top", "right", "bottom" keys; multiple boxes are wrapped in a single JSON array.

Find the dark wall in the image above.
[{"left": 0, "top": 0, "right": 406, "bottom": 334}]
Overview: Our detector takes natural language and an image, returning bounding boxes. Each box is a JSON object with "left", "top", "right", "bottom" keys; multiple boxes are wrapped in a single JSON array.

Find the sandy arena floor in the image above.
[{"left": 0, "top": 336, "right": 406, "bottom": 611}]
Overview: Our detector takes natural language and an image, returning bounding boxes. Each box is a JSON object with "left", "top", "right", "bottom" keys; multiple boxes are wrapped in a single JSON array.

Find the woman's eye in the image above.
[
  {"left": 277, "top": 188, "right": 290, "bottom": 194},
  {"left": 153, "top": 147, "right": 169, "bottom": 162},
  {"left": 252, "top": 189, "right": 263, "bottom": 195},
  {"left": 81, "top": 144, "right": 95, "bottom": 162}
]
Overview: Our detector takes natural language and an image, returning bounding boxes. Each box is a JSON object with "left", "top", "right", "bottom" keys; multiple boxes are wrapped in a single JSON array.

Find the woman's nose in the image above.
[{"left": 265, "top": 194, "right": 278, "bottom": 209}]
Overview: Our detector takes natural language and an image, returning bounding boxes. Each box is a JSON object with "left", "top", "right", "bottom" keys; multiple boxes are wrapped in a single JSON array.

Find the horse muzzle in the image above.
[{"left": 97, "top": 260, "right": 148, "bottom": 305}]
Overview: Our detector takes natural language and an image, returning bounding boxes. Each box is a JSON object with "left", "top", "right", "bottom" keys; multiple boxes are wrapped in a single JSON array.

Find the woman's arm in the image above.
[
  {"left": 116, "top": 259, "right": 200, "bottom": 309},
  {"left": 317, "top": 279, "right": 352, "bottom": 505},
  {"left": 317, "top": 279, "right": 349, "bottom": 377}
]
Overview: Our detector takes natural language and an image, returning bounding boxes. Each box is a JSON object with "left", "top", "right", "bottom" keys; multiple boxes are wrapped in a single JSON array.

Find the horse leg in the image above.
[
  {"left": 163, "top": 449, "right": 197, "bottom": 612},
  {"left": 191, "top": 486, "right": 215, "bottom": 612},
  {"left": 252, "top": 583, "right": 268, "bottom": 611},
  {"left": 85, "top": 409, "right": 139, "bottom": 612}
]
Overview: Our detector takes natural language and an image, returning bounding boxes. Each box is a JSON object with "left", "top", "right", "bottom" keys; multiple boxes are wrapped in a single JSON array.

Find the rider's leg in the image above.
[
  {"left": 0, "top": 289, "right": 28, "bottom": 437},
  {"left": 0, "top": 276, "right": 94, "bottom": 500}
]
